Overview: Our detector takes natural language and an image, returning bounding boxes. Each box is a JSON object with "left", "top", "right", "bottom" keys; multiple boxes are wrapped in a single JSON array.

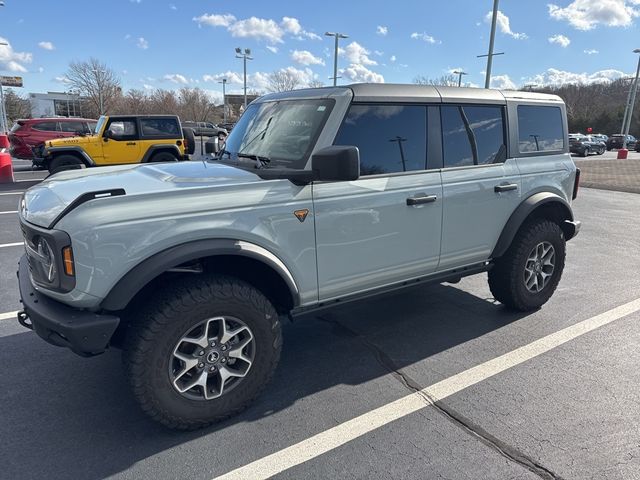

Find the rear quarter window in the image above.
[
  {"left": 140, "top": 118, "right": 180, "bottom": 136},
  {"left": 32, "top": 121, "right": 59, "bottom": 132},
  {"left": 517, "top": 105, "right": 564, "bottom": 153}
]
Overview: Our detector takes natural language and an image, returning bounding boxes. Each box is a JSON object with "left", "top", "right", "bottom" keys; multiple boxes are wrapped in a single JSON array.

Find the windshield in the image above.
[
  {"left": 94, "top": 116, "right": 107, "bottom": 135},
  {"left": 221, "top": 98, "right": 334, "bottom": 170}
]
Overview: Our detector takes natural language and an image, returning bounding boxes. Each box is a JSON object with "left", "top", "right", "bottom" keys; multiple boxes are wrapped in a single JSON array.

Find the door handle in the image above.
[
  {"left": 494, "top": 183, "right": 518, "bottom": 193},
  {"left": 406, "top": 194, "right": 437, "bottom": 206},
  {"left": 126, "top": 142, "right": 137, "bottom": 146}
]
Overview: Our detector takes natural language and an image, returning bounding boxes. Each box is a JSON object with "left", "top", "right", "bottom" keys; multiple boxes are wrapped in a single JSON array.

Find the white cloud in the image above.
[
  {"left": 193, "top": 14, "right": 318, "bottom": 44},
  {"left": 490, "top": 74, "right": 517, "bottom": 90},
  {"left": 124, "top": 34, "right": 131, "bottom": 40},
  {"left": 548, "top": 0, "right": 640, "bottom": 30},
  {"left": 527, "top": 68, "right": 631, "bottom": 86},
  {"left": 291, "top": 50, "right": 325, "bottom": 66},
  {"left": 130, "top": 0, "right": 142, "bottom": 3},
  {"left": 485, "top": 10, "right": 527, "bottom": 39},
  {"left": 143, "top": 84, "right": 155, "bottom": 90},
  {"left": 38, "top": 41, "right": 54, "bottom": 51},
  {"left": 203, "top": 71, "right": 244, "bottom": 85},
  {"left": 169, "top": 4, "right": 177, "bottom": 10},
  {"left": 54, "top": 75, "right": 71, "bottom": 84},
  {"left": 390, "top": 55, "right": 396, "bottom": 62},
  {"left": 339, "top": 41, "right": 377, "bottom": 65},
  {"left": 37, "top": 67, "right": 44, "bottom": 73},
  {"left": 340, "top": 64, "right": 384, "bottom": 83},
  {"left": 266, "top": 46, "right": 278, "bottom": 54},
  {"left": 0, "top": 37, "right": 33, "bottom": 72},
  {"left": 137, "top": 37, "right": 149, "bottom": 49},
  {"left": 374, "top": 50, "right": 384, "bottom": 56},
  {"left": 410, "top": 32, "right": 438, "bottom": 43},
  {"left": 193, "top": 13, "right": 237, "bottom": 28},
  {"left": 584, "top": 49, "right": 599, "bottom": 55},
  {"left": 376, "top": 25, "right": 388, "bottom": 36},
  {"left": 548, "top": 34, "right": 571, "bottom": 47},
  {"left": 163, "top": 73, "right": 189, "bottom": 84}
]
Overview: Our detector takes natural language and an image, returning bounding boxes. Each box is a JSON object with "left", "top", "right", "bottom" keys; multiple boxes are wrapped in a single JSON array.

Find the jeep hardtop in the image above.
[{"left": 17, "top": 84, "right": 580, "bottom": 429}]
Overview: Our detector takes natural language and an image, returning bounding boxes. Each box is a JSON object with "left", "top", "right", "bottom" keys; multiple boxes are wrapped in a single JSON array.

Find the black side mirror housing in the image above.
[
  {"left": 311, "top": 146, "right": 360, "bottom": 181},
  {"left": 103, "top": 129, "right": 113, "bottom": 140}
]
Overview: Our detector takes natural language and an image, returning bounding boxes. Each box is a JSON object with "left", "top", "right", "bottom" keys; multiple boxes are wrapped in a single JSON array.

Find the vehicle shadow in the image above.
[{"left": 0, "top": 282, "right": 530, "bottom": 480}]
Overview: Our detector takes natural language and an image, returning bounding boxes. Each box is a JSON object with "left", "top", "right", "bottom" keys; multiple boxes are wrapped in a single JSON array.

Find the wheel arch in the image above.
[
  {"left": 48, "top": 147, "right": 94, "bottom": 166},
  {"left": 491, "top": 192, "right": 576, "bottom": 259},
  {"left": 141, "top": 144, "right": 182, "bottom": 163},
  {"left": 100, "top": 239, "right": 300, "bottom": 314}
]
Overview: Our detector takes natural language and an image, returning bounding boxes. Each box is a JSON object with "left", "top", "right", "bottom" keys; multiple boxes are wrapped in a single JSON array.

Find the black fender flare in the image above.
[
  {"left": 47, "top": 147, "right": 95, "bottom": 166},
  {"left": 141, "top": 144, "right": 182, "bottom": 163},
  {"left": 100, "top": 239, "right": 300, "bottom": 311},
  {"left": 491, "top": 192, "right": 576, "bottom": 259}
]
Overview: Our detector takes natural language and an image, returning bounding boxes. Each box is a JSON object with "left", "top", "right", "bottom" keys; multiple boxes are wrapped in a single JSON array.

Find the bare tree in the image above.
[
  {"left": 3, "top": 88, "right": 31, "bottom": 122},
  {"left": 267, "top": 70, "right": 301, "bottom": 92},
  {"left": 178, "top": 87, "right": 215, "bottom": 121},
  {"left": 308, "top": 80, "right": 325, "bottom": 88},
  {"left": 65, "top": 58, "right": 121, "bottom": 115},
  {"left": 413, "top": 74, "right": 458, "bottom": 86}
]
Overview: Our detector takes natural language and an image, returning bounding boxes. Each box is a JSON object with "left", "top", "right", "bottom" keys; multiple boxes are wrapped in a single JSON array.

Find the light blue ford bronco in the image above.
[{"left": 17, "top": 84, "right": 581, "bottom": 429}]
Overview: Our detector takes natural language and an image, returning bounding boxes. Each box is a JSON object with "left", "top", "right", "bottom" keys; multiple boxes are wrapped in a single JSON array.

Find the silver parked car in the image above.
[{"left": 17, "top": 84, "right": 581, "bottom": 429}]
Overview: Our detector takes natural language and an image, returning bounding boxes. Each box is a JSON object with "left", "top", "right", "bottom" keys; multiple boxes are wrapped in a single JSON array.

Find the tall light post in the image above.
[
  {"left": 453, "top": 70, "right": 468, "bottom": 87},
  {"left": 325, "top": 32, "right": 348, "bottom": 86},
  {"left": 218, "top": 78, "right": 227, "bottom": 124},
  {"left": 621, "top": 49, "right": 640, "bottom": 150},
  {"left": 235, "top": 48, "right": 253, "bottom": 109},
  {"left": 0, "top": 40, "right": 8, "bottom": 133},
  {"left": 481, "top": 0, "right": 502, "bottom": 89}
]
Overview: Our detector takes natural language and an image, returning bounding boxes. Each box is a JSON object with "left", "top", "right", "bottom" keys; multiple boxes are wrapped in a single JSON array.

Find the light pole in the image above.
[
  {"left": 325, "top": 32, "right": 348, "bottom": 86},
  {"left": 453, "top": 70, "right": 468, "bottom": 87},
  {"left": 481, "top": 0, "right": 502, "bottom": 89},
  {"left": 218, "top": 78, "right": 227, "bottom": 124},
  {"left": 621, "top": 49, "right": 640, "bottom": 150},
  {"left": 235, "top": 48, "right": 253, "bottom": 110},
  {"left": 0, "top": 40, "right": 8, "bottom": 133},
  {"left": 91, "top": 68, "right": 106, "bottom": 115},
  {"left": 389, "top": 136, "right": 407, "bottom": 171}
]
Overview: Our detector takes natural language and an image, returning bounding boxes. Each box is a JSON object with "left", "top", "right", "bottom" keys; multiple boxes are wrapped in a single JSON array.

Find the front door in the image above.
[
  {"left": 102, "top": 117, "right": 141, "bottom": 164},
  {"left": 313, "top": 104, "right": 442, "bottom": 301}
]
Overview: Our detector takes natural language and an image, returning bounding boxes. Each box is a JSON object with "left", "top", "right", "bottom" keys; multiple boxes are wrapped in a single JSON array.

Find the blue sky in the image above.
[{"left": 1, "top": 0, "right": 639, "bottom": 101}]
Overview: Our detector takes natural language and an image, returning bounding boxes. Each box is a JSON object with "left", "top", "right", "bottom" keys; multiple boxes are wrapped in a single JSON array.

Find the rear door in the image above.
[
  {"left": 313, "top": 103, "right": 443, "bottom": 300},
  {"left": 439, "top": 104, "right": 521, "bottom": 269}
]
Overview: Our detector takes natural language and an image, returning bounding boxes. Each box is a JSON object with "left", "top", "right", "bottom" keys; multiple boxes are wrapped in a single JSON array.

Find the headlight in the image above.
[{"left": 36, "top": 237, "right": 57, "bottom": 283}]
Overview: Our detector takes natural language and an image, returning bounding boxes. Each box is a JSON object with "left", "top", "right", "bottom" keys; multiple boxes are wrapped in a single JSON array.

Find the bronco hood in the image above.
[{"left": 22, "top": 161, "right": 262, "bottom": 228}]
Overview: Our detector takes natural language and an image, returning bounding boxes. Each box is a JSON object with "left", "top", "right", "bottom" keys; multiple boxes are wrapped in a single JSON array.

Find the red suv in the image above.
[{"left": 8, "top": 117, "right": 97, "bottom": 159}]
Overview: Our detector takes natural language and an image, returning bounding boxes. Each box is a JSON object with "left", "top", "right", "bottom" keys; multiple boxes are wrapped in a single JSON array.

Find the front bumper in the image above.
[{"left": 17, "top": 255, "right": 120, "bottom": 356}]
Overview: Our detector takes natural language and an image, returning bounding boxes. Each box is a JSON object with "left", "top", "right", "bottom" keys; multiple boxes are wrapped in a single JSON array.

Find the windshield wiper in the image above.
[{"left": 237, "top": 153, "right": 271, "bottom": 169}]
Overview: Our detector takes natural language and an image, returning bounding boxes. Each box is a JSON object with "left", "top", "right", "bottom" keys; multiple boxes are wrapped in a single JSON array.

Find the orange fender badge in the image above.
[{"left": 293, "top": 209, "right": 309, "bottom": 222}]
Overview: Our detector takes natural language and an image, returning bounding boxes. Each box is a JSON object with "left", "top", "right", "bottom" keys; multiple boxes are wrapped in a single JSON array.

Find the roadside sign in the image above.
[{"left": 0, "top": 76, "right": 23, "bottom": 87}]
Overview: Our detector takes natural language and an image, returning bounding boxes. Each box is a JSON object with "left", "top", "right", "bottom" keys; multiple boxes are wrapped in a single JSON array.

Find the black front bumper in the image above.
[{"left": 17, "top": 255, "right": 120, "bottom": 356}]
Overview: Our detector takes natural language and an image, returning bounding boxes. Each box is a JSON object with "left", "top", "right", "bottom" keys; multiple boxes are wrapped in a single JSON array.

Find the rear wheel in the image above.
[
  {"left": 597, "top": 146, "right": 604, "bottom": 155},
  {"left": 123, "top": 274, "right": 282, "bottom": 430},
  {"left": 149, "top": 151, "right": 179, "bottom": 163},
  {"left": 488, "top": 219, "right": 566, "bottom": 311},
  {"left": 580, "top": 147, "right": 589, "bottom": 157},
  {"left": 48, "top": 154, "right": 85, "bottom": 174}
]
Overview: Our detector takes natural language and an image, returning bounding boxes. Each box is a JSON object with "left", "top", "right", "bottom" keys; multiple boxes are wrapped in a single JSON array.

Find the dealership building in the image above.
[{"left": 29, "top": 92, "right": 86, "bottom": 118}]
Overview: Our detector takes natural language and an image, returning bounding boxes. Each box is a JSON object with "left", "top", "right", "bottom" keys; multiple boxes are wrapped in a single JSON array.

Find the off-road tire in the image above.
[
  {"left": 182, "top": 127, "right": 196, "bottom": 155},
  {"left": 48, "top": 154, "right": 84, "bottom": 174},
  {"left": 488, "top": 219, "right": 566, "bottom": 312},
  {"left": 123, "top": 274, "right": 282, "bottom": 430},
  {"left": 149, "top": 151, "right": 179, "bottom": 163}
]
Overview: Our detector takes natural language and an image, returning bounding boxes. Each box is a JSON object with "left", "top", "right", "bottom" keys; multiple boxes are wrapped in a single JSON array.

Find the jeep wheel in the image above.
[
  {"left": 124, "top": 274, "right": 282, "bottom": 430},
  {"left": 149, "top": 151, "right": 179, "bottom": 163},
  {"left": 48, "top": 154, "right": 85, "bottom": 174},
  {"left": 488, "top": 219, "right": 566, "bottom": 311}
]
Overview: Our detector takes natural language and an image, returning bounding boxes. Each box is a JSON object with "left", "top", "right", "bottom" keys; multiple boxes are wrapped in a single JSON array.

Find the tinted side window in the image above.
[
  {"left": 59, "top": 121, "right": 85, "bottom": 133},
  {"left": 334, "top": 104, "right": 427, "bottom": 175},
  {"left": 518, "top": 105, "right": 564, "bottom": 153},
  {"left": 441, "top": 105, "right": 505, "bottom": 168},
  {"left": 140, "top": 118, "right": 180, "bottom": 136},
  {"left": 32, "top": 121, "right": 59, "bottom": 132}
]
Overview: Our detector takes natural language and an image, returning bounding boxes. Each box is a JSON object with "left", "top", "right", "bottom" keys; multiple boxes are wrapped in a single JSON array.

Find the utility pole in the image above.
[
  {"left": 0, "top": 40, "right": 8, "bottom": 133},
  {"left": 389, "top": 136, "right": 407, "bottom": 171},
  {"left": 622, "top": 49, "right": 640, "bottom": 149},
  {"left": 325, "top": 32, "right": 348, "bottom": 86},
  {"left": 218, "top": 78, "right": 227, "bottom": 124},
  {"left": 235, "top": 48, "right": 253, "bottom": 109},
  {"left": 453, "top": 70, "right": 468, "bottom": 87},
  {"left": 482, "top": 0, "right": 501, "bottom": 89}
]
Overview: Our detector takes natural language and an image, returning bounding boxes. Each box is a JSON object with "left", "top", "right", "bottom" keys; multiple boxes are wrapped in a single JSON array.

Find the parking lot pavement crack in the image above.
[{"left": 317, "top": 314, "right": 564, "bottom": 480}]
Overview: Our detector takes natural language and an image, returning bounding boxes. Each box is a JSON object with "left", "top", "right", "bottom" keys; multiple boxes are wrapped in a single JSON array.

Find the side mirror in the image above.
[
  {"left": 103, "top": 129, "right": 113, "bottom": 140},
  {"left": 312, "top": 146, "right": 360, "bottom": 181}
]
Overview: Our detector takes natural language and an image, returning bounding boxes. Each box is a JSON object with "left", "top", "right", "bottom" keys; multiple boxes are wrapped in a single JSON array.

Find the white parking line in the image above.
[
  {"left": 214, "top": 297, "right": 640, "bottom": 480},
  {"left": 0, "top": 211, "right": 18, "bottom": 214},
  {"left": 0, "top": 242, "right": 22, "bottom": 248},
  {"left": 0, "top": 311, "right": 18, "bottom": 321}
]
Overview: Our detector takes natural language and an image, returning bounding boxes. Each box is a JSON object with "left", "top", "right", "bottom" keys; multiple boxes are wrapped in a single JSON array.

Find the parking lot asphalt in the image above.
[{"left": 1, "top": 157, "right": 640, "bottom": 479}]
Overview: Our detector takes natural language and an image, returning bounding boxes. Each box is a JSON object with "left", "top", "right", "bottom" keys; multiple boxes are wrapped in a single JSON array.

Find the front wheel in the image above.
[
  {"left": 124, "top": 274, "right": 282, "bottom": 430},
  {"left": 580, "top": 147, "right": 589, "bottom": 157},
  {"left": 488, "top": 219, "right": 566, "bottom": 311},
  {"left": 48, "top": 154, "right": 85, "bottom": 174}
]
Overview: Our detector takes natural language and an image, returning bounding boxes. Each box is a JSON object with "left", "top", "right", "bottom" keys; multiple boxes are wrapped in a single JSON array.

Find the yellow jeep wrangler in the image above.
[{"left": 34, "top": 115, "right": 195, "bottom": 173}]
